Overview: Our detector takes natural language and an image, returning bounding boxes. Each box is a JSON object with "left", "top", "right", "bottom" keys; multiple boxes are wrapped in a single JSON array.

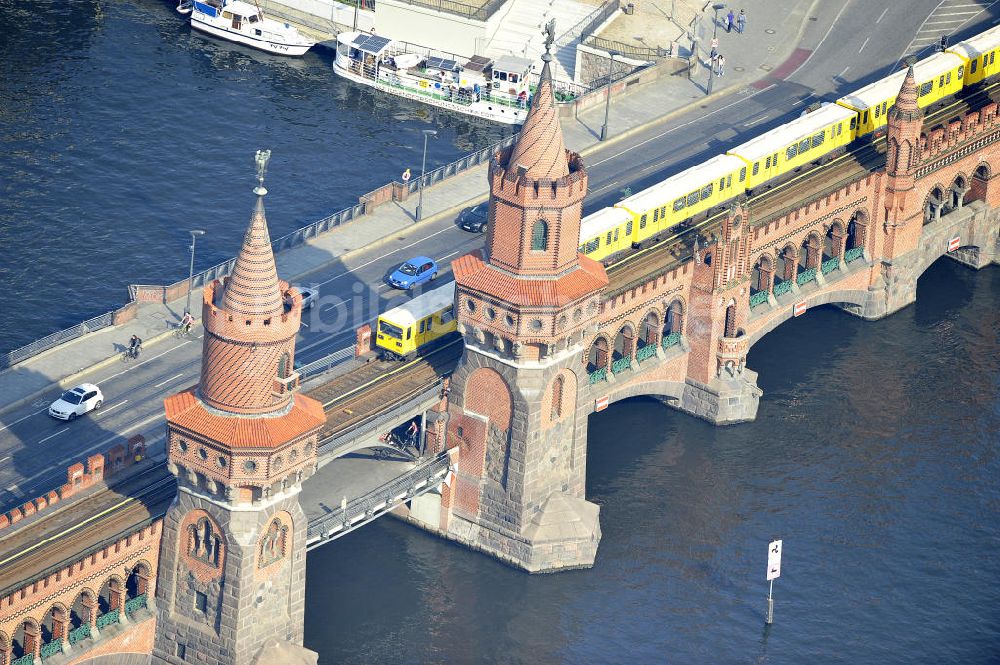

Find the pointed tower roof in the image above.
[
  {"left": 506, "top": 54, "right": 569, "bottom": 181},
  {"left": 889, "top": 65, "right": 921, "bottom": 122},
  {"left": 220, "top": 196, "right": 284, "bottom": 318}
]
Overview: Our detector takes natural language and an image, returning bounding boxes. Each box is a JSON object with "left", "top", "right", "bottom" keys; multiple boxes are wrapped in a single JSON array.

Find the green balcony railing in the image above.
[
  {"left": 68, "top": 623, "right": 91, "bottom": 645},
  {"left": 125, "top": 593, "right": 147, "bottom": 617},
  {"left": 636, "top": 344, "right": 658, "bottom": 363},
  {"left": 796, "top": 268, "right": 817, "bottom": 286},
  {"left": 662, "top": 332, "right": 682, "bottom": 349},
  {"left": 588, "top": 367, "right": 607, "bottom": 384},
  {"left": 772, "top": 280, "right": 793, "bottom": 297},
  {"left": 749, "top": 291, "right": 769, "bottom": 308},
  {"left": 845, "top": 246, "right": 864, "bottom": 263},
  {"left": 611, "top": 356, "right": 632, "bottom": 374},
  {"left": 821, "top": 257, "right": 840, "bottom": 275},
  {"left": 96, "top": 609, "right": 120, "bottom": 630},
  {"left": 12, "top": 654, "right": 34, "bottom": 665},
  {"left": 39, "top": 641, "right": 62, "bottom": 660}
]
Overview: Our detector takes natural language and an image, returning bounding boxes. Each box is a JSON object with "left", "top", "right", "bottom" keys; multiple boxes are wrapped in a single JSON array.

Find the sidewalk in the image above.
[{"left": 0, "top": 0, "right": 815, "bottom": 417}]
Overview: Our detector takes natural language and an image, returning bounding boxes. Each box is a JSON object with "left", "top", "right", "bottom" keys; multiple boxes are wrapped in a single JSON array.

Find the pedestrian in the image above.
[
  {"left": 737, "top": 9, "right": 746, "bottom": 34},
  {"left": 726, "top": 9, "right": 734, "bottom": 33},
  {"left": 710, "top": 36, "right": 719, "bottom": 60},
  {"left": 710, "top": 52, "right": 718, "bottom": 75},
  {"left": 717, "top": 54, "right": 725, "bottom": 77}
]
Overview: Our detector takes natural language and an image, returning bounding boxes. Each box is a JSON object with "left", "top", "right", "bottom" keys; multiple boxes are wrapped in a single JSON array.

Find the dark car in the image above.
[
  {"left": 458, "top": 203, "right": 488, "bottom": 233},
  {"left": 387, "top": 256, "right": 439, "bottom": 290}
]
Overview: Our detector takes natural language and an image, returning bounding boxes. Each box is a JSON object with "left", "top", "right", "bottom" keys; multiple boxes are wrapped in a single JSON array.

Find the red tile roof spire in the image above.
[
  {"left": 889, "top": 65, "right": 921, "bottom": 122},
  {"left": 505, "top": 52, "right": 569, "bottom": 181},
  {"left": 220, "top": 195, "right": 284, "bottom": 318}
]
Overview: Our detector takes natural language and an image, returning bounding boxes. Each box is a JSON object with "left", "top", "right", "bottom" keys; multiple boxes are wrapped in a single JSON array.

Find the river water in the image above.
[
  {"left": 0, "top": 0, "right": 508, "bottom": 352},
  {"left": 3, "top": 1, "right": 999, "bottom": 663},
  {"left": 305, "top": 259, "right": 1000, "bottom": 665}
]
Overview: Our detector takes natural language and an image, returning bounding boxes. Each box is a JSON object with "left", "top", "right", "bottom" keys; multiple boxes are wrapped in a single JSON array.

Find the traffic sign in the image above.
[
  {"left": 402, "top": 168, "right": 411, "bottom": 182},
  {"left": 767, "top": 539, "right": 782, "bottom": 580},
  {"left": 595, "top": 396, "right": 609, "bottom": 412},
  {"left": 948, "top": 236, "right": 961, "bottom": 252},
  {"left": 793, "top": 301, "right": 807, "bottom": 317}
]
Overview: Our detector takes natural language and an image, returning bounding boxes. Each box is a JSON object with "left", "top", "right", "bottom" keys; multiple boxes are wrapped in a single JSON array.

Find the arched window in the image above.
[
  {"left": 531, "top": 219, "right": 548, "bottom": 251},
  {"left": 551, "top": 376, "right": 564, "bottom": 419},
  {"left": 277, "top": 353, "right": 290, "bottom": 379}
]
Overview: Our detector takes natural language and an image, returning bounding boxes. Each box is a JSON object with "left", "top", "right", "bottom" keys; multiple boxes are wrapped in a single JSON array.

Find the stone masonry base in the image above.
[{"left": 675, "top": 371, "right": 762, "bottom": 425}]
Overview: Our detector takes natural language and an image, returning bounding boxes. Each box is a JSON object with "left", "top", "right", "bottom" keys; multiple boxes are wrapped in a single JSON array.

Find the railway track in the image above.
[{"left": 605, "top": 78, "right": 1000, "bottom": 293}]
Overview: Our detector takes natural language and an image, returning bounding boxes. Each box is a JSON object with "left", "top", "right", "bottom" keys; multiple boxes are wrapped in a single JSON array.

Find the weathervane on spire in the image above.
[
  {"left": 254, "top": 149, "right": 271, "bottom": 196},
  {"left": 542, "top": 18, "right": 556, "bottom": 60}
]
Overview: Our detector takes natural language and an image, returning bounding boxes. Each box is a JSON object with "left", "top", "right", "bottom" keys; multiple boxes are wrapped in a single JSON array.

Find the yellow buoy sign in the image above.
[{"left": 402, "top": 168, "right": 411, "bottom": 182}]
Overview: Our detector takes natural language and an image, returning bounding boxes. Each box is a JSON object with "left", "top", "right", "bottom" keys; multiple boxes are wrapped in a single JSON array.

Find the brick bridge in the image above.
[{"left": 0, "top": 65, "right": 998, "bottom": 664}]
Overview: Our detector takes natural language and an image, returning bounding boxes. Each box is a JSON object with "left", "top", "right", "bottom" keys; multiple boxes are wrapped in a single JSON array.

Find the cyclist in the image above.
[
  {"left": 180, "top": 311, "right": 195, "bottom": 334},
  {"left": 128, "top": 334, "right": 143, "bottom": 359},
  {"left": 406, "top": 420, "right": 419, "bottom": 446}
]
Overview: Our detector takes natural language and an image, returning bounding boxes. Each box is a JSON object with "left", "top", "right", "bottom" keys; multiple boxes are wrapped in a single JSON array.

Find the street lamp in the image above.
[
  {"left": 416, "top": 129, "right": 437, "bottom": 222},
  {"left": 185, "top": 229, "right": 207, "bottom": 316},
  {"left": 711, "top": 3, "right": 726, "bottom": 39},
  {"left": 600, "top": 50, "right": 622, "bottom": 141}
]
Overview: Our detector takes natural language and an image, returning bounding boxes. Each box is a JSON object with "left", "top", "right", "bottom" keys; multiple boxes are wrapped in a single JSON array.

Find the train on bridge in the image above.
[{"left": 576, "top": 24, "right": 1000, "bottom": 263}]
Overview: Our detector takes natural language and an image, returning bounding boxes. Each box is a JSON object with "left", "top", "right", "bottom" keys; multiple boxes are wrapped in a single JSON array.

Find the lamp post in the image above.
[
  {"left": 600, "top": 50, "right": 622, "bottom": 141},
  {"left": 416, "top": 129, "right": 437, "bottom": 222},
  {"left": 712, "top": 2, "right": 726, "bottom": 39},
  {"left": 185, "top": 229, "right": 206, "bottom": 316}
]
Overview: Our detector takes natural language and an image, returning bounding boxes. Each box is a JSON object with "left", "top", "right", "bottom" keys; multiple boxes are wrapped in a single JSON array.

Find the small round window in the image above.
[
  {"left": 178, "top": 439, "right": 188, "bottom": 453},
  {"left": 486, "top": 307, "right": 496, "bottom": 321},
  {"left": 244, "top": 460, "right": 257, "bottom": 474},
  {"left": 304, "top": 442, "right": 314, "bottom": 456},
  {"left": 198, "top": 448, "right": 208, "bottom": 461},
  {"left": 530, "top": 319, "right": 543, "bottom": 331},
  {"left": 467, "top": 299, "right": 477, "bottom": 313},
  {"left": 505, "top": 314, "right": 515, "bottom": 327},
  {"left": 273, "top": 455, "right": 284, "bottom": 471}
]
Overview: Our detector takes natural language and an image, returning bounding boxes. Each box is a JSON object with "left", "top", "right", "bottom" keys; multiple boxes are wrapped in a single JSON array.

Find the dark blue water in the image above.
[
  {"left": 304, "top": 258, "right": 1000, "bottom": 664},
  {"left": 0, "top": 0, "right": 509, "bottom": 351}
]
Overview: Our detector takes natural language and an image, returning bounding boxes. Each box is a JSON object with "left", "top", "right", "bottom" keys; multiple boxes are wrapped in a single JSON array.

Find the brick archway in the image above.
[
  {"left": 638, "top": 309, "right": 661, "bottom": 347},
  {"left": 586, "top": 335, "right": 611, "bottom": 373},
  {"left": 11, "top": 617, "right": 39, "bottom": 661}
]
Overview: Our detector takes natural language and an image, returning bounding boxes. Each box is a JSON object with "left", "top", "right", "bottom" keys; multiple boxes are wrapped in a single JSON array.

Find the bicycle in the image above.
[
  {"left": 373, "top": 432, "right": 416, "bottom": 461},
  {"left": 174, "top": 323, "right": 194, "bottom": 338}
]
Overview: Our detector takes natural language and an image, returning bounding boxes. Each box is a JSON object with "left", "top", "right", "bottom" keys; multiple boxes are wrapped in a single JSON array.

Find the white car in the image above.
[
  {"left": 287, "top": 285, "right": 318, "bottom": 310},
  {"left": 48, "top": 383, "right": 104, "bottom": 421}
]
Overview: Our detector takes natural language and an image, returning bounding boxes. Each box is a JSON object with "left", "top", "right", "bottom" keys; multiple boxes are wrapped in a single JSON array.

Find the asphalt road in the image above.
[{"left": 1, "top": 0, "right": 996, "bottom": 507}]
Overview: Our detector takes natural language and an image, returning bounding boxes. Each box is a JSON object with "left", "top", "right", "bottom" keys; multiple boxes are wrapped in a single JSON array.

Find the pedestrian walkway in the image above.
[{"left": 0, "top": 0, "right": 816, "bottom": 417}]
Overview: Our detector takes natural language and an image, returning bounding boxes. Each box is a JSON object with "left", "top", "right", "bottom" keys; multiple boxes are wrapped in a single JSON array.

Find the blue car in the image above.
[{"left": 387, "top": 256, "right": 439, "bottom": 290}]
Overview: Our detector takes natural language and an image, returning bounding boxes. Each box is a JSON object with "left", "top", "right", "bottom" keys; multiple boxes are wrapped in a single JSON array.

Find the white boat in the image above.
[
  {"left": 176, "top": 0, "right": 193, "bottom": 15},
  {"left": 333, "top": 31, "right": 583, "bottom": 125},
  {"left": 190, "top": 0, "right": 315, "bottom": 56}
]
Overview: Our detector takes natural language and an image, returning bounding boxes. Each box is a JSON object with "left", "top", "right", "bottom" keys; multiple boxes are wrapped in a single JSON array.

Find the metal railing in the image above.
[
  {"left": 1, "top": 311, "right": 115, "bottom": 370},
  {"left": 124, "top": 593, "right": 147, "bottom": 616},
  {"left": 68, "top": 624, "right": 91, "bottom": 645},
  {"left": 306, "top": 452, "right": 450, "bottom": 547},
  {"left": 400, "top": 0, "right": 507, "bottom": 21},
  {"left": 406, "top": 134, "right": 517, "bottom": 195},
  {"left": 845, "top": 247, "right": 864, "bottom": 262},
  {"left": 749, "top": 290, "right": 769, "bottom": 308},
  {"left": 39, "top": 641, "right": 62, "bottom": 660},
  {"left": 821, "top": 257, "right": 841, "bottom": 275},
  {"left": 585, "top": 36, "right": 667, "bottom": 61},
  {"left": 796, "top": 267, "right": 817, "bottom": 286},
  {"left": 296, "top": 346, "right": 354, "bottom": 382},
  {"left": 588, "top": 367, "right": 607, "bottom": 384},
  {"left": 662, "top": 332, "right": 682, "bottom": 348},
  {"left": 579, "top": 0, "right": 621, "bottom": 44},
  {"left": 12, "top": 654, "right": 33, "bottom": 665},
  {"left": 772, "top": 280, "right": 793, "bottom": 297},
  {"left": 95, "top": 609, "right": 119, "bottom": 630},
  {"left": 611, "top": 356, "right": 632, "bottom": 374},
  {"left": 636, "top": 343, "right": 657, "bottom": 362}
]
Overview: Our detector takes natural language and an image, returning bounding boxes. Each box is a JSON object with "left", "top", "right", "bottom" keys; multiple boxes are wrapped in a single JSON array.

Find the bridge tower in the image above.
[
  {"left": 153, "top": 152, "right": 325, "bottom": 665},
  {"left": 445, "top": 44, "right": 608, "bottom": 572},
  {"left": 680, "top": 201, "right": 762, "bottom": 423},
  {"left": 871, "top": 64, "right": 926, "bottom": 318}
]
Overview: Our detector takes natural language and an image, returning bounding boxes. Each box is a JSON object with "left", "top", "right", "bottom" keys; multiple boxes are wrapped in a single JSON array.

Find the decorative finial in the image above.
[
  {"left": 254, "top": 149, "right": 271, "bottom": 196},
  {"left": 693, "top": 235, "right": 701, "bottom": 265},
  {"left": 542, "top": 18, "right": 556, "bottom": 62}
]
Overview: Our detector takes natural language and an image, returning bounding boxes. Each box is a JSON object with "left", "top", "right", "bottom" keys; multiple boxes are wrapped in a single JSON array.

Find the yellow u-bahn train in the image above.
[
  {"left": 376, "top": 282, "right": 457, "bottom": 359},
  {"left": 577, "top": 24, "right": 1000, "bottom": 264}
]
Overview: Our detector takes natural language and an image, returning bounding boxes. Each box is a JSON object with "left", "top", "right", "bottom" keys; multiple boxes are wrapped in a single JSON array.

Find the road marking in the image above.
[
  {"left": 153, "top": 373, "right": 185, "bottom": 388},
  {"left": 859, "top": 37, "right": 869, "bottom": 53},
  {"left": 743, "top": 114, "right": 771, "bottom": 127},
  {"left": 96, "top": 400, "right": 128, "bottom": 416},
  {"left": 0, "top": 408, "right": 47, "bottom": 433},
  {"left": 301, "top": 321, "right": 309, "bottom": 328},
  {"left": 103, "top": 340, "right": 195, "bottom": 383},
  {"left": 786, "top": 0, "right": 853, "bottom": 80},
  {"left": 839, "top": 66, "right": 850, "bottom": 78},
  {"left": 876, "top": 6, "right": 889, "bottom": 23},
  {"left": 0, "top": 457, "right": 10, "bottom": 464},
  {"left": 315, "top": 226, "right": 455, "bottom": 288},
  {"left": 37, "top": 427, "right": 69, "bottom": 444},
  {"left": 5, "top": 485, "right": 18, "bottom": 493}
]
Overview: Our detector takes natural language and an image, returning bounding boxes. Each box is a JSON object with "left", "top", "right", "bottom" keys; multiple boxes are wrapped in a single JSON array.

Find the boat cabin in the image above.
[{"left": 489, "top": 55, "right": 533, "bottom": 100}]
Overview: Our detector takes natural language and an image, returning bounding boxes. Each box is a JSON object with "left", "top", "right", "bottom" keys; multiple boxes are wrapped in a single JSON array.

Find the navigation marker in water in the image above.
[{"left": 766, "top": 538, "right": 782, "bottom": 624}]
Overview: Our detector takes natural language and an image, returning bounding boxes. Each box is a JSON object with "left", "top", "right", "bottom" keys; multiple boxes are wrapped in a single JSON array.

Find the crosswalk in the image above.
[{"left": 899, "top": 0, "right": 999, "bottom": 63}]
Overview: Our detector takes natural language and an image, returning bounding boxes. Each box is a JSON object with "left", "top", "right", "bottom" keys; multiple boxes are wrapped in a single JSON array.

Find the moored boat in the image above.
[
  {"left": 190, "top": 0, "right": 315, "bottom": 56},
  {"left": 333, "top": 31, "right": 583, "bottom": 125}
]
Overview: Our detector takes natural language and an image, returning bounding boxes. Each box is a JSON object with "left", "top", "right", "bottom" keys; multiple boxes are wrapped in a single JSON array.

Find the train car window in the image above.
[
  {"left": 990, "top": 51, "right": 995, "bottom": 64},
  {"left": 419, "top": 320, "right": 425, "bottom": 333},
  {"left": 379, "top": 320, "right": 403, "bottom": 339},
  {"left": 945, "top": 72, "right": 951, "bottom": 85},
  {"left": 958, "top": 65, "right": 965, "bottom": 79},
  {"left": 882, "top": 102, "right": 887, "bottom": 116},
  {"left": 862, "top": 110, "right": 869, "bottom": 124},
  {"left": 640, "top": 214, "right": 647, "bottom": 228},
  {"left": 441, "top": 306, "right": 454, "bottom": 323},
  {"left": 739, "top": 167, "right": 747, "bottom": 182},
  {"left": 850, "top": 116, "right": 857, "bottom": 130},
  {"left": 719, "top": 177, "right": 725, "bottom": 190},
  {"left": 653, "top": 208, "right": 660, "bottom": 223},
  {"left": 579, "top": 244, "right": 586, "bottom": 254},
  {"left": 427, "top": 317, "right": 433, "bottom": 331},
  {"left": 799, "top": 138, "right": 809, "bottom": 153},
  {"left": 407, "top": 327, "right": 412, "bottom": 340},
  {"left": 727, "top": 175, "right": 732, "bottom": 188},
  {"left": 765, "top": 156, "right": 771, "bottom": 169},
  {"left": 702, "top": 183, "right": 713, "bottom": 199},
  {"left": 874, "top": 105, "right": 880, "bottom": 119},
  {"left": 773, "top": 153, "right": 779, "bottom": 167},
  {"left": 971, "top": 60, "right": 978, "bottom": 74},
  {"left": 661, "top": 205, "right": 667, "bottom": 217},
  {"left": 687, "top": 191, "right": 699, "bottom": 205},
  {"left": 939, "top": 74, "right": 945, "bottom": 87},
  {"left": 585, "top": 238, "right": 600, "bottom": 253},
  {"left": 752, "top": 162, "right": 760, "bottom": 176},
  {"left": 674, "top": 198, "right": 685, "bottom": 211},
  {"left": 606, "top": 231, "right": 612, "bottom": 244},
  {"left": 919, "top": 81, "right": 933, "bottom": 96},
  {"left": 812, "top": 131, "right": 825, "bottom": 148},
  {"left": 837, "top": 123, "right": 842, "bottom": 136},
  {"left": 626, "top": 221, "right": 633, "bottom": 235},
  {"left": 786, "top": 145, "right": 797, "bottom": 160},
  {"left": 614, "top": 228, "right": 619, "bottom": 242}
]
